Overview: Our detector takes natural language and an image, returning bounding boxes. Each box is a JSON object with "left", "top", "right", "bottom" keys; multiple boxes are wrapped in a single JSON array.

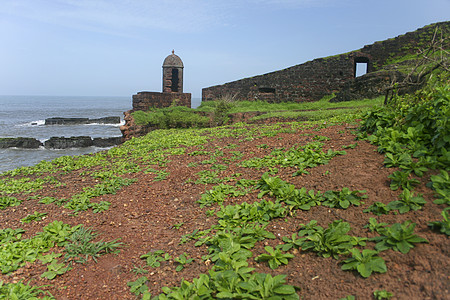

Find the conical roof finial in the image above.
[{"left": 172, "top": 49, "right": 175, "bottom": 54}]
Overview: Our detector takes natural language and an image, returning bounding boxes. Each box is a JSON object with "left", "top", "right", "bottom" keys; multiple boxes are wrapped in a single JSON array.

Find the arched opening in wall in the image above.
[
  {"left": 171, "top": 69, "right": 179, "bottom": 92},
  {"left": 354, "top": 57, "right": 369, "bottom": 77}
]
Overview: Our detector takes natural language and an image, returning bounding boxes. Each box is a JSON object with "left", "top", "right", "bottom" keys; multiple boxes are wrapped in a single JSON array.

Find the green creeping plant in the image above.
[
  {"left": 0, "top": 196, "right": 22, "bottom": 210},
  {"left": 41, "top": 260, "right": 72, "bottom": 280},
  {"left": 255, "top": 246, "right": 294, "bottom": 269},
  {"left": 0, "top": 281, "right": 55, "bottom": 299},
  {"left": 297, "top": 220, "right": 364, "bottom": 259},
  {"left": 364, "top": 217, "right": 389, "bottom": 233},
  {"left": 174, "top": 252, "right": 194, "bottom": 272},
  {"left": 20, "top": 211, "right": 48, "bottom": 223},
  {"left": 387, "top": 189, "right": 426, "bottom": 214},
  {"left": 370, "top": 220, "right": 428, "bottom": 253},
  {"left": 341, "top": 248, "right": 387, "bottom": 278},
  {"left": 277, "top": 233, "right": 303, "bottom": 251},
  {"left": 388, "top": 170, "right": 420, "bottom": 191},
  {"left": 373, "top": 289, "right": 394, "bottom": 299},
  {"left": 140, "top": 250, "right": 171, "bottom": 268},
  {"left": 321, "top": 188, "right": 367, "bottom": 209},
  {"left": 430, "top": 170, "right": 450, "bottom": 205},
  {"left": 63, "top": 225, "right": 122, "bottom": 263},
  {"left": 127, "top": 276, "right": 151, "bottom": 298},
  {"left": 428, "top": 208, "right": 450, "bottom": 236},
  {"left": 363, "top": 202, "right": 390, "bottom": 215}
]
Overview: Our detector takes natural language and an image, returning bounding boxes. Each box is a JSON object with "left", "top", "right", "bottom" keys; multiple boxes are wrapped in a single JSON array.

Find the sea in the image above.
[{"left": 0, "top": 95, "right": 202, "bottom": 173}]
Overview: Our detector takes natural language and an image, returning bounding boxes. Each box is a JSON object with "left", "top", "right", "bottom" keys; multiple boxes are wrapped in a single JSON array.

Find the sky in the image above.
[{"left": 0, "top": 0, "right": 448, "bottom": 98}]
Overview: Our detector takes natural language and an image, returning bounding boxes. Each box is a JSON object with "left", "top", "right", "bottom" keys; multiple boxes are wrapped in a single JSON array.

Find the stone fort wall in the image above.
[
  {"left": 202, "top": 22, "right": 449, "bottom": 103},
  {"left": 132, "top": 92, "right": 191, "bottom": 111}
]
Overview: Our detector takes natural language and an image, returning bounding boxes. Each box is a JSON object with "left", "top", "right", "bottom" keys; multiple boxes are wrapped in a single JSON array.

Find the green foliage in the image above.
[
  {"left": 321, "top": 188, "right": 367, "bottom": 209},
  {"left": 64, "top": 225, "right": 122, "bottom": 263},
  {"left": 360, "top": 76, "right": 449, "bottom": 173},
  {"left": 154, "top": 170, "right": 170, "bottom": 181},
  {"left": 216, "top": 199, "right": 286, "bottom": 228},
  {"left": 172, "top": 222, "right": 184, "bottom": 230},
  {"left": 37, "top": 221, "right": 80, "bottom": 247},
  {"left": 38, "top": 197, "right": 59, "bottom": 205},
  {"left": 0, "top": 176, "right": 58, "bottom": 196},
  {"left": 158, "top": 271, "right": 299, "bottom": 300},
  {"left": 212, "top": 96, "right": 235, "bottom": 126},
  {"left": 197, "top": 183, "right": 250, "bottom": 207},
  {"left": 364, "top": 218, "right": 389, "bottom": 233},
  {"left": 241, "top": 141, "right": 345, "bottom": 174},
  {"left": 341, "top": 248, "right": 387, "bottom": 278},
  {"left": 140, "top": 250, "right": 171, "bottom": 268},
  {"left": 342, "top": 142, "right": 358, "bottom": 149},
  {"left": 387, "top": 189, "right": 426, "bottom": 213},
  {"left": 0, "top": 196, "right": 22, "bottom": 210},
  {"left": 41, "top": 259, "right": 71, "bottom": 279},
  {"left": 127, "top": 276, "right": 151, "bottom": 297},
  {"left": 63, "top": 176, "right": 135, "bottom": 212},
  {"left": 388, "top": 170, "right": 420, "bottom": 191},
  {"left": 0, "top": 222, "right": 79, "bottom": 274},
  {"left": 428, "top": 208, "right": 450, "bottom": 235},
  {"left": 0, "top": 228, "right": 25, "bottom": 244},
  {"left": 373, "top": 289, "right": 394, "bottom": 299},
  {"left": 277, "top": 233, "right": 303, "bottom": 251},
  {"left": 256, "top": 173, "right": 323, "bottom": 211},
  {"left": 255, "top": 246, "right": 294, "bottom": 269},
  {"left": 174, "top": 252, "right": 194, "bottom": 272},
  {"left": 363, "top": 202, "right": 391, "bottom": 215},
  {"left": 21, "top": 211, "right": 48, "bottom": 224},
  {"left": 132, "top": 106, "right": 210, "bottom": 128},
  {"left": 195, "top": 170, "right": 223, "bottom": 184},
  {"left": 370, "top": 220, "right": 428, "bottom": 253},
  {"left": 236, "top": 273, "right": 299, "bottom": 299},
  {"left": 297, "top": 220, "right": 365, "bottom": 259},
  {"left": 0, "top": 281, "right": 55, "bottom": 299},
  {"left": 430, "top": 170, "right": 450, "bottom": 205}
]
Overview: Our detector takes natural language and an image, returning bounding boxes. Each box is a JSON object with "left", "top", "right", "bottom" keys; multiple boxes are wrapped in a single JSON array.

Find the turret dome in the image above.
[{"left": 162, "top": 50, "right": 184, "bottom": 68}]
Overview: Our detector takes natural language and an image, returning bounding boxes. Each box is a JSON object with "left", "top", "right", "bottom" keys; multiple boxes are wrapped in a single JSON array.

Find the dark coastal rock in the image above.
[
  {"left": 45, "top": 116, "right": 121, "bottom": 125},
  {"left": 45, "top": 118, "right": 89, "bottom": 125},
  {"left": 0, "top": 137, "right": 43, "bottom": 149},
  {"left": 92, "top": 137, "right": 123, "bottom": 147},
  {"left": 44, "top": 136, "right": 93, "bottom": 149},
  {"left": 89, "top": 116, "right": 121, "bottom": 124}
]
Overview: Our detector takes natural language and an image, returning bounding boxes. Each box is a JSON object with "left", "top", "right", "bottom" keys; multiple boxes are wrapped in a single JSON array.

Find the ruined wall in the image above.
[
  {"left": 202, "top": 55, "right": 354, "bottom": 103},
  {"left": 132, "top": 92, "right": 191, "bottom": 111},
  {"left": 202, "top": 21, "right": 449, "bottom": 102}
]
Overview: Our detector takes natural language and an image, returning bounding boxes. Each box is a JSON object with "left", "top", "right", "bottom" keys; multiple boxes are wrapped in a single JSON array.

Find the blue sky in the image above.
[{"left": 0, "top": 0, "right": 448, "bottom": 98}]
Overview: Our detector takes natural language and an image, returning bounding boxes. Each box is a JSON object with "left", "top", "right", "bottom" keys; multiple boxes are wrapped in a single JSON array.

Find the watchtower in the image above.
[
  {"left": 130, "top": 50, "right": 191, "bottom": 112},
  {"left": 162, "top": 50, "right": 184, "bottom": 93}
]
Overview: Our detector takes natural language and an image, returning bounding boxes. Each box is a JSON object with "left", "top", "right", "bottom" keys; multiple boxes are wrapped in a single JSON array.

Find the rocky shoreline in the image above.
[
  {"left": 0, "top": 136, "right": 122, "bottom": 149},
  {"left": 0, "top": 116, "right": 124, "bottom": 150}
]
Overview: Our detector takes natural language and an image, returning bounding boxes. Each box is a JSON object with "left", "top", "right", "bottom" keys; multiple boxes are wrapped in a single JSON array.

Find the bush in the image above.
[
  {"left": 132, "top": 106, "right": 210, "bottom": 129},
  {"left": 212, "top": 94, "right": 236, "bottom": 126}
]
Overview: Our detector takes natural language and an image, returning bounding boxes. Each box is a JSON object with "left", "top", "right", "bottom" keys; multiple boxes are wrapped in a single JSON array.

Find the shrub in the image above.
[{"left": 132, "top": 106, "right": 209, "bottom": 129}]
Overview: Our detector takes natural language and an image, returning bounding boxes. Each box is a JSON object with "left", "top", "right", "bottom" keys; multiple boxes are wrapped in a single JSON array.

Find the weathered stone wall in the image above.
[
  {"left": 132, "top": 92, "right": 191, "bottom": 111},
  {"left": 202, "top": 21, "right": 449, "bottom": 102},
  {"left": 202, "top": 55, "right": 353, "bottom": 103}
]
